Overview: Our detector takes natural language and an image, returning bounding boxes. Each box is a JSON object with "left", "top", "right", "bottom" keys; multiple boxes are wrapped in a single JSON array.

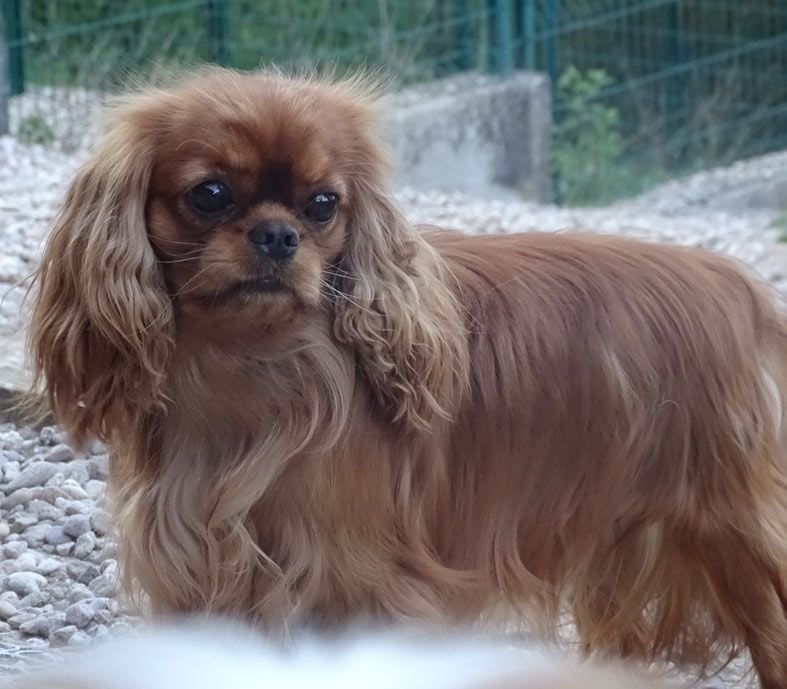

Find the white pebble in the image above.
[
  {"left": 3, "top": 540, "right": 28, "bottom": 558},
  {"left": 88, "top": 457, "right": 108, "bottom": 480},
  {"left": 44, "top": 443, "right": 74, "bottom": 462},
  {"left": 61, "top": 478, "right": 89, "bottom": 500},
  {"left": 5, "top": 462, "right": 58, "bottom": 491},
  {"left": 18, "top": 590, "right": 51, "bottom": 608},
  {"left": 37, "top": 486, "right": 68, "bottom": 503},
  {"left": 44, "top": 472, "right": 65, "bottom": 488},
  {"left": 22, "top": 523, "right": 51, "bottom": 548},
  {"left": 26, "top": 498, "right": 63, "bottom": 521},
  {"left": 84, "top": 479, "right": 105, "bottom": 500},
  {"left": 2, "top": 461, "right": 20, "bottom": 483},
  {"left": 0, "top": 599, "right": 16, "bottom": 619},
  {"left": 64, "top": 460, "right": 91, "bottom": 485},
  {"left": 68, "top": 561, "right": 100, "bottom": 584},
  {"left": 67, "top": 584, "right": 94, "bottom": 603},
  {"left": 68, "top": 629, "right": 92, "bottom": 647},
  {"left": 36, "top": 558, "right": 64, "bottom": 576},
  {"left": 7, "top": 611, "right": 36, "bottom": 629},
  {"left": 1, "top": 449, "right": 24, "bottom": 464},
  {"left": 50, "top": 624, "right": 78, "bottom": 645},
  {"left": 88, "top": 572, "right": 116, "bottom": 597},
  {"left": 14, "top": 551, "right": 38, "bottom": 572},
  {"left": 19, "top": 611, "right": 66, "bottom": 637},
  {"left": 45, "top": 525, "right": 71, "bottom": 546},
  {"left": 55, "top": 542, "right": 75, "bottom": 556},
  {"left": 73, "top": 532, "right": 96, "bottom": 558},
  {"left": 38, "top": 427, "right": 57, "bottom": 445},
  {"left": 1, "top": 431, "right": 24, "bottom": 451},
  {"left": 64, "top": 514, "right": 91, "bottom": 538},
  {"left": 7, "top": 571, "right": 47, "bottom": 595},
  {"left": 65, "top": 600, "right": 94, "bottom": 629},
  {"left": 101, "top": 560, "right": 118, "bottom": 578},
  {"left": 88, "top": 597, "right": 117, "bottom": 613},
  {"left": 61, "top": 499, "right": 91, "bottom": 516},
  {"left": 8, "top": 512, "right": 39, "bottom": 531},
  {"left": 90, "top": 509, "right": 111, "bottom": 536}
]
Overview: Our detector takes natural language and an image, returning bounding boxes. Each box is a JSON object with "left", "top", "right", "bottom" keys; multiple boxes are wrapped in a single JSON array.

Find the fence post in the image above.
[
  {"left": 667, "top": 0, "right": 687, "bottom": 161},
  {"left": 491, "top": 0, "right": 514, "bottom": 75},
  {"left": 2, "top": 0, "right": 24, "bottom": 95},
  {"left": 207, "top": 0, "right": 229, "bottom": 66},
  {"left": 544, "top": 0, "right": 559, "bottom": 87},
  {"left": 455, "top": 0, "right": 473, "bottom": 71},
  {"left": 521, "top": 0, "right": 536, "bottom": 69},
  {"left": 0, "top": 3, "right": 7, "bottom": 135}
]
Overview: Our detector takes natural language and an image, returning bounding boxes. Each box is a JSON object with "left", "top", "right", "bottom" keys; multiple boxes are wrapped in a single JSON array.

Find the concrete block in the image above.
[{"left": 384, "top": 71, "right": 552, "bottom": 202}]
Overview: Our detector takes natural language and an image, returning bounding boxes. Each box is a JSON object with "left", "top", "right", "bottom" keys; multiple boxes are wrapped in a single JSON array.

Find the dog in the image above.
[
  {"left": 27, "top": 67, "right": 787, "bottom": 688},
  {"left": 8, "top": 623, "right": 680, "bottom": 689}
]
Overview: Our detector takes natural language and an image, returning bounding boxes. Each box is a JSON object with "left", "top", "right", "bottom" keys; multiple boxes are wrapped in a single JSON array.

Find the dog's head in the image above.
[
  {"left": 141, "top": 70, "right": 391, "bottom": 327},
  {"left": 28, "top": 67, "right": 466, "bottom": 445}
]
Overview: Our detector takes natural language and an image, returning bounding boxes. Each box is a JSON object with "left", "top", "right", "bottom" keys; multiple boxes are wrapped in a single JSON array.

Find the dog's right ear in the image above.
[{"left": 27, "top": 114, "right": 173, "bottom": 447}]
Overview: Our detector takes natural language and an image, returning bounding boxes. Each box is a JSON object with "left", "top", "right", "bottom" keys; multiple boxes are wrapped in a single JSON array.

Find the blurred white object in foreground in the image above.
[{"left": 6, "top": 622, "right": 680, "bottom": 689}]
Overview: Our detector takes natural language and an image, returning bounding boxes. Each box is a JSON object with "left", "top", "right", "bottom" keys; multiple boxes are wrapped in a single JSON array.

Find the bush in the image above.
[
  {"left": 773, "top": 212, "right": 787, "bottom": 242},
  {"left": 16, "top": 115, "right": 55, "bottom": 146},
  {"left": 551, "top": 67, "right": 627, "bottom": 205}
]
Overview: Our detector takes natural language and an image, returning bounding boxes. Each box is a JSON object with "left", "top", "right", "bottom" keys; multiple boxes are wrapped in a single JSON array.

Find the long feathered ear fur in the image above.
[
  {"left": 27, "top": 111, "right": 172, "bottom": 447},
  {"left": 333, "top": 168, "right": 469, "bottom": 433}
]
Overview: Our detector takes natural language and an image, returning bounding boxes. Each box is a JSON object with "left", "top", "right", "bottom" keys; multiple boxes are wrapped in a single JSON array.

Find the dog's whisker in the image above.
[
  {"left": 158, "top": 255, "right": 203, "bottom": 265},
  {"left": 174, "top": 268, "right": 215, "bottom": 297},
  {"left": 319, "top": 279, "right": 378, "bottom": 315}
]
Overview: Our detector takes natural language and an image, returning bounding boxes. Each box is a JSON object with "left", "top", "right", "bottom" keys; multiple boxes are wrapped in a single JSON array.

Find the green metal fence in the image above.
[
  {"left": 519, "top": 0, "right": 787, "bottom": 202},
  {"left": 2, "top": 0, "right": 787, "bottom": 203},
  {"left": 1, "top": 1, "right": 504, "bottom": 94}
]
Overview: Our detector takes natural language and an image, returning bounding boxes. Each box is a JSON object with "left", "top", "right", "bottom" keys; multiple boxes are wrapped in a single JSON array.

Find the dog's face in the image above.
[{"left": 138, "top": 72, "right": 383, "bottom": 328}]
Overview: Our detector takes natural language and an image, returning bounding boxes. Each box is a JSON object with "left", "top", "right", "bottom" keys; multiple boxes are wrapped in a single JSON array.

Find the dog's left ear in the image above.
[{"left": 332, "top": 177, "right": 468, "bottom": 433}]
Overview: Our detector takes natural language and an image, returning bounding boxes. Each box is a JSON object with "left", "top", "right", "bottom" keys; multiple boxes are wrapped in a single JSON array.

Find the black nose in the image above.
[{"left": 249, "top": 221, "right": 299, "bottom": 261}]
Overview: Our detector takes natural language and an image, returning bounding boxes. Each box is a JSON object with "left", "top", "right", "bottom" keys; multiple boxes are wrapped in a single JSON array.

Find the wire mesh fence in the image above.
[
  {"left": 1, "top": 0, "right": 786, "bottom": 203},
  {"left": 520, "top": 0, "right": 787, "bottom": 202},
  {"left": 1, "top": 0, "right": 500, "bottom": 149}
]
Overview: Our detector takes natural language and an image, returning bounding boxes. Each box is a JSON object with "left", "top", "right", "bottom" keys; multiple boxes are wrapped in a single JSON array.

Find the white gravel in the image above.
[
  {"left": 0, "top": 423, "right": 132, "bottom": 673},
  {"left": 8, "top": 87, "right": 104, "bottom": 152},
  {"left": 0, "top": 129, "right": 785, "bottom": 685}
]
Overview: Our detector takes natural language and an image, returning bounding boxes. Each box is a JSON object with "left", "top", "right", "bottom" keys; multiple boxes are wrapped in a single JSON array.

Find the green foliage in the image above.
[
  {"left": 16, "top": 115, "right": 55, "bottom": 146},
  {"left": 19, "top": 0, "right": 488, "bottom": 91},
  {"left": 551, "top": 66, "right": 668, "bottom": 205},
  {"left": 22, "top": 1, "right": 209, "bottom": 90},
  {"left": 772, "top": 212, "right": 787, "bottom": 242},
  {"left": 551, "top": 67, "right": 625, "bottom": 206}
]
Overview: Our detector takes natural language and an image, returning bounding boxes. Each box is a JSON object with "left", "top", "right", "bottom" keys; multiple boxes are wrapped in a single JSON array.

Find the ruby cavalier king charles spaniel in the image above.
[{"left": 27, "top": 67, "right": 787, "bottom": 688}]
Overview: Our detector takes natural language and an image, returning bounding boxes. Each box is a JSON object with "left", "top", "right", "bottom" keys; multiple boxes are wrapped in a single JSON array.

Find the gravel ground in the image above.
[
  {"left": 0, "top": 425, "right": 132, "bottom": 674},
  {"left": 1, "top": 132, "right": 785, "bottom": 685}
]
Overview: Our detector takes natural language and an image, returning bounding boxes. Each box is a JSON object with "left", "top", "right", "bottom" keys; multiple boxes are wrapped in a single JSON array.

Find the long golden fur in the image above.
[{"left": 27, "top": 67, "right": 787, "bottom": 688}]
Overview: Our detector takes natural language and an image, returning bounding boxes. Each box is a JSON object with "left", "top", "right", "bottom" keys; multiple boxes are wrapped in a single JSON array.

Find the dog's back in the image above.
[{"left": 427, "top": 229, "right": 787, "bottom": 686}]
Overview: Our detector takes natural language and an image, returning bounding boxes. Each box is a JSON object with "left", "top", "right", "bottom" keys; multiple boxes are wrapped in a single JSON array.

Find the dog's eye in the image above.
[
  {"left": 188, "top": 181, "right": 233, "bottom": 215},
  {"left": 304, "top": 193, "right": 338, "bottom": 223}
]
